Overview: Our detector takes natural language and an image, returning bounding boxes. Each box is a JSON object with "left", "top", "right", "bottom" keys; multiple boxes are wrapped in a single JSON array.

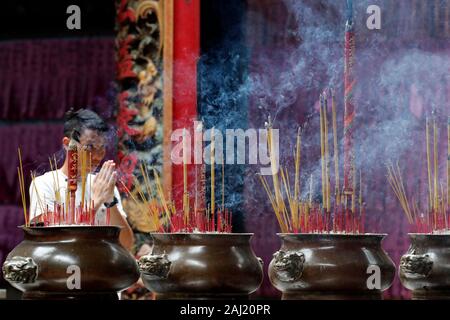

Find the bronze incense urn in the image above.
[
  {"left": 138, "top": 233, "right": 264, "bottom": 299},
  {"left": 399, "top": 234, "right": 450, "bottom": 299},
  {"left": 269, "top": 233, "right": 396, "bottom": 299},
  {"left": 2, "top": 226, "right": 139, "bottom": 299}
]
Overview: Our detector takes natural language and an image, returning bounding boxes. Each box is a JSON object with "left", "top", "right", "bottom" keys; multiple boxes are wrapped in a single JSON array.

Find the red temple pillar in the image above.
[{"left": 170, "top": 0, "right": 200, "bottom": 208}]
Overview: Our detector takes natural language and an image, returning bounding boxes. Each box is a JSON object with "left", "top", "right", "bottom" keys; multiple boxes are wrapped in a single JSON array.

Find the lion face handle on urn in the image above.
[
  {"left": 138, "top": 252, "right": 172, "bottom": 280},
  {"left": 398, "top": 235, "right": 450, "bottom": 299},
  {"left": 2, "top": 256, "right": 38, "bottom": 284},
  {"left": 272, "top": 250, "right": 305, "bottom": 282},
  {"left": 400, "top": 251, "right": 433, "bottom": 279}
]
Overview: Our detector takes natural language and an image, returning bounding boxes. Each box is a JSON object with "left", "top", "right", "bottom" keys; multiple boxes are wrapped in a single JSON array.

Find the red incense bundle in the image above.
[
  {"left": 67, "top": 139, "right": 78, "bottom": 224},
  {"left": 217, "top": 211, "right": 222, "bottom": 233}
]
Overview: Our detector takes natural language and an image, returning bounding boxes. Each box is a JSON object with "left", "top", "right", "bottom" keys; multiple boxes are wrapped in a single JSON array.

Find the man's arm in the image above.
[
  {"left": 92, "top": 160, "right": 135, "bottom": 251},
  {"left": 109, "top": 205, "right": 135, "bottom": 251},
  {"left": 109, "top": 187, "right": 134, "bottom": 250}
]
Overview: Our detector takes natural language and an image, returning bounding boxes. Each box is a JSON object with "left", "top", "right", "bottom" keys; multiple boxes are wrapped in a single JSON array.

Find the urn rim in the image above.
[
  {"left": 149, "top": 232, "right": 254, "bottom": 236},
  {"left": 19, "top": 225, "right": 123, "bottom": 230},
  {"left": 18, "top": 225, "right": 123, "bottom": 239},
  {"left": 149, "top": 232, "right": 255, "bottom": 243},
  {"left": 407, "top": 233, "right": 450, "bottom": 242},
  {"left": 408, "top": 233, "right": 450, "bottom": 236},
  {"left": 276, "top": 232, "right": 387, "bottom": 237}
]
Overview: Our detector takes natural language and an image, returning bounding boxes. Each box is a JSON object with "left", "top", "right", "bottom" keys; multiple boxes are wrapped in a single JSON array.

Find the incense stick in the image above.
[
  {"left": 359, "top": 171, "right": 363, "bottom": 233},
  {"left": 89, "top": 153, "right": 92, "bottom": 205},
  {"left": 266, "top": 117, "right": 286, "bottom": 221},
  {"left": 17, "top": 148, "right": 28, "bottom": 226},
  {"left": 281, "top": 167, "right": 296, "bottom": 229},
  {"left": 119, "top": 179, "right": 140, "bottom": 206},
  {"left": 447, "top": 116, "right": 449, "bottom": 220},
  {"left": 259, "top": 89, "right": 366, "bottom": 234},
  {"left": 53, "top": 155, "right": 61, "bottom": 203},
  {"left": 182, "top": 128, "right": 189, "bottom": 222},
  {"left": 30, "top": 171, "right": 45, "bottom": 215},
  {"left": 433, "top": 117, "right": 439, "bottom": 228},
  {"left": 153, "top": 168, "right": 172, "bottom": 223},
  {"left": 426, "top": 117, "right": 433, "bottom": 212},
  {"left": 294, "top": 127, "right": 301, "bottom": 203},
  {"left": 80, "top": 150, "right": 88, "bottom": 209},
  {"left": 259, "top": 174, "right": 288, "bottom": 232},
  {"left": 387, "top": 162, "right": 414, "bottom": 223},
  {"left": 221, "top": 156, "right": 225, "bottom": 212},
  {"left": 49, "top": 157, "right": 59, "bottom": 203},
  {"left": 320, "top": 95, "right": 326, "bottom": 208},
  {"left": 293, "top": 128, "right": 301, "bottom": 230},
  {"left": 323, "top": 93, "right": 331, "bottom": 212},
  {"left": 194, "top": 163, "right": 199, "bottom": 216},
  {"left": 331, "top": 89, "right": 340, "bottom": 205},
  {"left": 210, "top": 127, "right": 215, "bottom": 216}
]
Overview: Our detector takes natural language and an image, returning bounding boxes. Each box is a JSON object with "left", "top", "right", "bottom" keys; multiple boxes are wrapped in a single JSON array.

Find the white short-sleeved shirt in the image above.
[{"left": 29, "top": 169, "right": 127, "bottom": 224}]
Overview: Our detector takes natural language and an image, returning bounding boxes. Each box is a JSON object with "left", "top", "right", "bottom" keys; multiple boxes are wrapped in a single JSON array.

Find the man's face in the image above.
[{"left": 75, "top": 129, "right": 107, "bottom": 172}]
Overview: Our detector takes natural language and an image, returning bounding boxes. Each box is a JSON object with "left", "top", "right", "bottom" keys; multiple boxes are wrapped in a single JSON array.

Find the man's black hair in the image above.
[{"left": 63, "top": 108, "right": 109, "bottom": 141}]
